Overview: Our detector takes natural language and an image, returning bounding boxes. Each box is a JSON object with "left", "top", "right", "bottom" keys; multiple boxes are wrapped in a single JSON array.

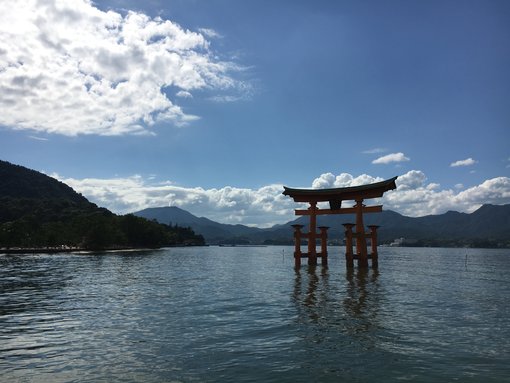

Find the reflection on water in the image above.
[
  {"left": 344, "top": 268, "right": 381, "bottom": 337},
  {"left": 293, "top": 265, "right": 382, "bottom": 348},
  {"left": 293, "top": 266, "right": 330, "bottom": 323}
]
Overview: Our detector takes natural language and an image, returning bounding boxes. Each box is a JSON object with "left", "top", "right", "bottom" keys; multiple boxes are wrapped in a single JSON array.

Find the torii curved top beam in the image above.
[{"left": 282, "top": 176, "right": 398, "bottom": 209}]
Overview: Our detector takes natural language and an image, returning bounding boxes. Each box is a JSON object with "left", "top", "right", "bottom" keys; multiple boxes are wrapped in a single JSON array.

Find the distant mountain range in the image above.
[
  {"left": 134, "top": 206, "right": 266, "bottom": 243},
  {"left": 134, "top": 204, "right": 510, "bottom": 248}
]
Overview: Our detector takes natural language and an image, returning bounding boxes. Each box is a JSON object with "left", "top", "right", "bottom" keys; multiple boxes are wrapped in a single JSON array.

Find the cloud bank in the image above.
[
  {"left": 56, "top": 170, "right": 510, "bottom": 227},
  {"left": 0, "top": 0, "right": 246, "bottom": 136},
  {"left": 55, "top": 174, "right": 293, "bottom": 227}
]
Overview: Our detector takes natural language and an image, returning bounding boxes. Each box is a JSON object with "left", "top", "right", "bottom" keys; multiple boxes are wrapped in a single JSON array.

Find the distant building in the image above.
[{"left": 389, "top": 237, "right": 405, "bottom": 247}]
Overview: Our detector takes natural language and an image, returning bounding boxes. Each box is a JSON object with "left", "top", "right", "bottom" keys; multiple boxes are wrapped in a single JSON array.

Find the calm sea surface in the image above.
[{"left": 1, "top": 246, "right": 509, "bottom": 382}]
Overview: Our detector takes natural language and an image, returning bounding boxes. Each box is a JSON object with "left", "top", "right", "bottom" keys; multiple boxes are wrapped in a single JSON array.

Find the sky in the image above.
[{"left": 1, "top": 0, "right": 509, "bottom": 227}]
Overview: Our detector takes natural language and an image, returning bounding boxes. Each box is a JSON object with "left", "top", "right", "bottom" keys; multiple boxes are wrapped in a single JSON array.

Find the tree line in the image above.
[{"left": 0, "top": 197, "right": 204, "bottom": 250}]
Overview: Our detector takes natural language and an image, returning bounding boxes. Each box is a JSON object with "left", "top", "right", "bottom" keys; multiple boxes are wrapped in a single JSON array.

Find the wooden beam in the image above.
[
  {"left": 351, "top": 232, "right": 373, "bottom": 239},
  {"left": 295, "top": 205, "right": 383, "bottom": 216},
  {"left": 282, "top": 177, "right": 398, "bottom": 203},
  {"left": 298, "top": 252, "right": 327, "bottom": 258}
]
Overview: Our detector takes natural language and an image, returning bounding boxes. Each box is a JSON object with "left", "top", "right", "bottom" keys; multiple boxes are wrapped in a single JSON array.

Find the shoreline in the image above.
[
  {"left": 0, "top": 247, "right": 156, "bottom": 255},
  {"left": 0, "top": 244, "right": 208, "bottom": 255}
]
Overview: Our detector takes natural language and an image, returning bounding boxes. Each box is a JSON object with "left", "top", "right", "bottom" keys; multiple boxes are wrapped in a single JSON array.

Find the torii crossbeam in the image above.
[{"left": 282, "top": 176, "right": 398, "bottom": 268}]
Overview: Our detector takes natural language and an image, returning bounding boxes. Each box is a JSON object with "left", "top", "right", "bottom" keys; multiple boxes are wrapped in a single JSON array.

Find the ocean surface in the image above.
[{"left": 1, "top": 246, "right": 509, "bottom": 382}]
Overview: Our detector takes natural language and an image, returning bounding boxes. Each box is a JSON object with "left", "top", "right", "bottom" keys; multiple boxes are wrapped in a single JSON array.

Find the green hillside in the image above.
[{"left": 0, "top": 160, "right": 204, "bottom": 250}]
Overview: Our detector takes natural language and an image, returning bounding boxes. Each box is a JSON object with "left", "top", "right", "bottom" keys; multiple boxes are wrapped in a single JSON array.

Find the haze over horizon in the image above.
[{"left": 1, "top": 0, "right": 509, "bottom": 227}]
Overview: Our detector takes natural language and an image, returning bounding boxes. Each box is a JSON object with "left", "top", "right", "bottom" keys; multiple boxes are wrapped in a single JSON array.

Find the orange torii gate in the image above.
[{"left": 282, "top": 176, "right": 398, "bottom": 268}]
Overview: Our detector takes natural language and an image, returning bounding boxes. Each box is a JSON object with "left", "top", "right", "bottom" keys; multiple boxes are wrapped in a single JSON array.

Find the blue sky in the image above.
[{"left": 0, "top": 0, "right": 509, "bottom": 226}]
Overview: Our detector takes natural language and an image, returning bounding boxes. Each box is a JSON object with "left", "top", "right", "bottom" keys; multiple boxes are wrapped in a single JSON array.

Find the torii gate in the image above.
[{"left": 282, "top": 176, "right": 397, "bottom": 269}]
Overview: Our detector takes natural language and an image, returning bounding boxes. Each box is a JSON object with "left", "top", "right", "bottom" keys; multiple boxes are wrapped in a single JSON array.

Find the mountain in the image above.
[
  {"left": 1, "top": 161, "right": 91, "bottom": 203},
  {"left": 134, "top": 204, "right": 510, "bottom": 248},
  {"left": 135, "top": 206, "right": 264, "bottom": 244},
  {"left": 0, "top": 160, "right": 100, "bottom": 224},
  {"left": 0, "top": 160, "right": 204, "bottom": 249}
]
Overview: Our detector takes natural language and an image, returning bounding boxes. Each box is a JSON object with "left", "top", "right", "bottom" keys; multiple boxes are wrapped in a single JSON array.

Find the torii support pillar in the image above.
[
  {"left": 343, "top": 223, "right": 355, "bottom": 268},
  {"left": 318, "top": 226, "right": 329, "bottom": 266},
  {"left": 355, "top": 199, "right": 369, "bottom": 268},
  {"left": 368, "top": 225, "right": 379, "bottom": 268},
  {"left": 292, "top": 224, "right": 304, "bottom": 268},
  {"left": 307, "top": 202, "right": 318, "bottom": 266}
]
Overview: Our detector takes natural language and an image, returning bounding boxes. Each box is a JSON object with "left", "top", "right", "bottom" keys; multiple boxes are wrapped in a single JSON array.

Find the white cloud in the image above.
[
  {"left": 372, "top": 152, "right": 410, "bottom": 164},
  {"left": 362, "top": 147, "right": 387, "bottom": 154},
  {"left": 55, "top": 174, "right": 294, "bottom": 227},
  {"left": 395, "top": 170, "right": 427, "bottom": 191},
  {"left": 28, "top": 135, "right": 49, "bottom": 141},
  {"left": 450, "top": 158, "right": 477, "bottom": 167},
  {"left": 55, "top": 170, "right": 510, "bottom": 227},
  {"left": 198, "top": 28, "right": 222, "bottom": 39},
  {"left": 312, "top": 173, "right": 383, "bottom": 189},
  {"left": 0, "top": 0, "right": 247, "bottom": 136},
  {"left": 310, "top": 170, "right": 509, "bottom": 217},
  {"left": 384, "top": 173, "right": 510, "bottom": 216},
  {"left": 176, "top": 90, "right": 193, "bottom": 98},
  {"left": 455, "top": 177, "right": 510, "bottom": 206}
]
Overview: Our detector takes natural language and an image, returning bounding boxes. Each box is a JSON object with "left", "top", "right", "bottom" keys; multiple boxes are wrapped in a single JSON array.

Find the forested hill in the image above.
[
  {"left": 0, "top": 160, "right": 91, "bottom": 203},
  {"left": 0, "top": 160, "right": 204, "bottom": 250}
]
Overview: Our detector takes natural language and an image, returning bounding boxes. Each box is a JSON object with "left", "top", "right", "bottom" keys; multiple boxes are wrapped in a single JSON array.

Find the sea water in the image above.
[{"left": 1, "top": 246, "right": 509, "bottom": 382}]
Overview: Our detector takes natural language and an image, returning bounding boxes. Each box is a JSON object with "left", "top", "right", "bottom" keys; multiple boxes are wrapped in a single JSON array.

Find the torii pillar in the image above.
[
  {"left": 355, "top": 199, "right": 369, "bottom": 267},
  {"left": 308, "top": 201, "right": 318, "bottom": 266},
  {"left": 291, "top": 209, "right": 330, "bottom": 267}
]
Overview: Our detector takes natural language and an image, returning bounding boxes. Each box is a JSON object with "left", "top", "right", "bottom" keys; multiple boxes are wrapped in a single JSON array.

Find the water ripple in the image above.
[{"left": 1, "top": 247, "right": 510, "bottom": 382}]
